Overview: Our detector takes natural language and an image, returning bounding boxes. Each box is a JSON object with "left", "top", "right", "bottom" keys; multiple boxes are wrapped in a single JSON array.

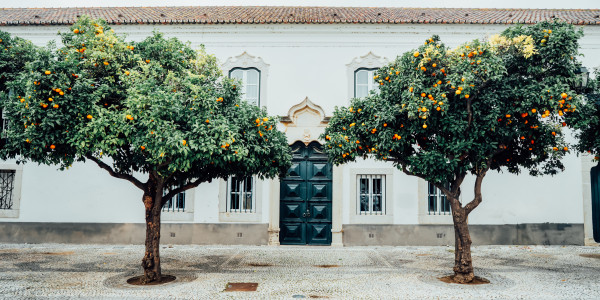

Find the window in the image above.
[
  {"left": 0, "top": 170, "right": 16, "bottom": 210},
  {"left": 354, "top": 68, "right": 379, "bottom": 98},
  {"left": 0, "top": 165, "right": 21, "bottom": 218},
  {"left": 162, "top": 190, "right": 186, "bottom": 213},
  {"left": 428, "top": 182, "right": 451, "bottom": 215},
  {"left": 227, "top": 176, "right": 255, "bottom": 213},
  {"left": 357, "top": 174, "right": 386, "bottom": 215},
  {"left": 229, "top": 68, "right": 260, "bottom": 106}
]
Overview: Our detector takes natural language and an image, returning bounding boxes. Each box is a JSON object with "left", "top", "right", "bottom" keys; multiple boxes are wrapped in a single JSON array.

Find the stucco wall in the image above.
[{"left": 1, "top": 23, "right": 599, "bottom": 227}]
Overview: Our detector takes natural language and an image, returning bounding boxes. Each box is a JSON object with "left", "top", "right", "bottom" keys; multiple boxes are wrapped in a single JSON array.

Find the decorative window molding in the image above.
[
  {"left": 0, "top": 164, "right": 23, "bottom": 218},
  {"left": 349, "top": 167, "right": 393, "bottom": 224},
  {"left": 222, "top": 52, "right": 269, "bottom": 108},
  {"left": 218, "top": 176, "right": 263, "bottom": 222},
  {"left": 346, "top": 52, "right": 388, "bottom": 101},
  {"left": 161, "top": 188, "right": 194, "bottom": 222},
  {"left": 418, "top": 179, "right": 453, "bottom": 224}
]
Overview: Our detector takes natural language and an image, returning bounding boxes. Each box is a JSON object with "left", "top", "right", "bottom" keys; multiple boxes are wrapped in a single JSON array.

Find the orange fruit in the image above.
[
  {"left": 182, "top": 140, "right": 187, "bottom": 145},
  {"left": 423, "top": 124, "right": 427, "bottom": 129},
  {"left": 87, "top": 115, "right": 93, "bottom": 119},
  {"left": 73, "top": 29, "right": 79, "bottom": 34},
  {"left": 413, "top": 51, "right": 419, "bottom": 57},
  {"left": 561, "top": 93, "right": 567, "bottom": 99},
  {"left": 103, "top": 61, "right": 109, "bottom": 65},
  {"left": 465, "top": 94, "right": 470, "bottom": 99},
  {"left": 531, "top": 109, "right": 537, "bottom": 113},
  {"left": 126, "top": 115, "right": 133, "bottom": 120},
  {"left": 50, "top": 145, "right": 55, "bottom": 149},
  {"left": 563, "top": 147, "right": 568, "bottom": 151},
  {"left": 125, "top": 71, "right": 130, "bottom": 76},
  {"left": 140, "top": 146, "right": 145, "bottom": 150},
  {"left": 53, "top": 104, "right": 59, "bottom": 108},
  {"left": 45, "top": 70, "right": 51, "bottom": 75},
  {"left": 455, "top": 90, "right": 461, "bottom": 95}
]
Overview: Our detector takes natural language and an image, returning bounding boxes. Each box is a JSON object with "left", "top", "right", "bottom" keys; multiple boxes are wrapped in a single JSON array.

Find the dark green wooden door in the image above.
[
  {"left": 280, "top": 141, "right": 332, "bottom": 245},
  {"left": 591, "top": 164, "right": 600, "bottom": 243}
]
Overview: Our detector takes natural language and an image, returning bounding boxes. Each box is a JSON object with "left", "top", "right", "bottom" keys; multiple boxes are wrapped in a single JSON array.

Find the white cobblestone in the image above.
[{"left": 0, "top": 244, "right": 599, "bottom": 299}]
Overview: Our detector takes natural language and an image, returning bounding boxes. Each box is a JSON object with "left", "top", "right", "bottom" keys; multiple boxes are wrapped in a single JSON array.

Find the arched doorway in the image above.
[{"left": 279, "top": 141, "right": 332, "bottom": 245}]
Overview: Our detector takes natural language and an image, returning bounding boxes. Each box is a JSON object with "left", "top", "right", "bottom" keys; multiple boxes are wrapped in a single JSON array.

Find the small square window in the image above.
[
  {"left": 428, "top": 182, "right": 451, "bottom": 215},
  {"left": 357, "top": 174, "right": 386, "bottom": 215},
  {"left": 227, "top": 176, "right": 255, "bottom": 213}
]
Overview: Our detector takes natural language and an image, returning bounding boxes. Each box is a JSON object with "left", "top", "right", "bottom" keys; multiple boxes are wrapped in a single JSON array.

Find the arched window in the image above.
[
  {"left": 229, "top": 67, "right": 261, "bottom": 106},
  {"left": 354, "top": 68, "right": 379, "bottom": 98}
]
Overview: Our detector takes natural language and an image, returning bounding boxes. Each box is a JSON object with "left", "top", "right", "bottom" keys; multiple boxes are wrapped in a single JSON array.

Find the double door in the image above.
[{"left": 280, "top": 141, "right": 332, "bottom": 245}]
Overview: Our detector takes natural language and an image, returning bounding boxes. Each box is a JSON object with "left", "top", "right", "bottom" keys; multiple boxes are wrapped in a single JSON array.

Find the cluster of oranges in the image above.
[{"left": 540, "top": 29, "right": 552, "bottom": 45}]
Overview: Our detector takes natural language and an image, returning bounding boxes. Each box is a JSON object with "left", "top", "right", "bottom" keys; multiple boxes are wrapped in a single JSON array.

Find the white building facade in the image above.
[{"left": 0, "top": 7, "right": 599, "bottom": 246}]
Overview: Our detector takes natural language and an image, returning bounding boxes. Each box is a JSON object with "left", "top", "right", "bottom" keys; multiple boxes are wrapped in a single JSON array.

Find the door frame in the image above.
[{"left": 582, "top": 155, "right": 600, "bottom": 246}]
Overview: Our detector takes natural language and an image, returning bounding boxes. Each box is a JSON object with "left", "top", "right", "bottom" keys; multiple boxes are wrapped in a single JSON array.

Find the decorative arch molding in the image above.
[
  {"left": 280, "top": 97, "right": 330, "bottom": 146},
  {"left": 346, "top": 51, "right": 389, "bottom": 101},
  {"left": 222, "top": 51, "right": 270, "bottom": 107}
]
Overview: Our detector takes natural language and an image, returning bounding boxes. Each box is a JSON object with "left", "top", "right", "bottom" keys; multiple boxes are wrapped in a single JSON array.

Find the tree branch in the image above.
[
  {"left": 85, "top": 154, "right": 145, "bottom": 190},
  {"left": 463, "top": 169, "right": 488, "bottom": 215}
]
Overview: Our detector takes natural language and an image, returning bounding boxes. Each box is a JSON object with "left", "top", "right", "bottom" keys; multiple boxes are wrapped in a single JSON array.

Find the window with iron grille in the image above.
[
  {"left": 162, "top": 190, "right": 186, "bottom": 212},
  {"left": 357, "top": 174, "right": 386, "bottom": 215},
  {"left": 229, "top": 68, "right": 260, "bottom": 106},
  {"left": 227, "top": 176, "right": 255, "bottom": 213},
  {"left": 428, "top": 182, "right": 451, "bottom": 215},
  {"left": 0, "top": 170, "right": 16, "bottom": 210},
  {"left": 354, "top": 68, "right": 379, "bottom": 98}
]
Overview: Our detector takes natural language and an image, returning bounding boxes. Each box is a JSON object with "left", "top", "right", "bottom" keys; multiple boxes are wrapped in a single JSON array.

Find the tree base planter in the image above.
[
  {"left": 127, "top": 275, "right": 176, "bottom": 286},
  {"left": 438, "top": 275, "right": 490, "bottom": 285}
]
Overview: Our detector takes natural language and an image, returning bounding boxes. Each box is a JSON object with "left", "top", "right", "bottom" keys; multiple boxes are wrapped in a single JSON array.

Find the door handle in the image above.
[{"left": 303, "top": 209, "right": 311, "bottom": 218}]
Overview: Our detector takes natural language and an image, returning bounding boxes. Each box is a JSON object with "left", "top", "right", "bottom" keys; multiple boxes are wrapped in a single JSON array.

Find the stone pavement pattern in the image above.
[{"left": 0, "top": 244, "right": 599, "bottom": 299}]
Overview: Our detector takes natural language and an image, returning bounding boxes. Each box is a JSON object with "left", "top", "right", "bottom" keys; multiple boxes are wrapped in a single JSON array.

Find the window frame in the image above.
[
  {"left": 226, "top": 176, "right": 256, "bottom": 214},
  {"left": 357, "top": 174, "right": 386, "bottom": 215},
  {"left": 418, "top": 179, "right": 453, "bottom": 224},
  {"left": 349, "top": 167, "right": 394, "bottom": 224},
  {"left": 228, "top": 67, "right": 261, "bottom": 106},
  {"left": 0, "top": 164, "right": 23, "bottom": 218},
  {"left": 353, "top": 67, "right": 379, "bottom": 99},
  {"left": 427, "top": 182, "right": 451, "bottom": 215},
  {"left": 218, "top": 175, "right": 263, "bottom": 222},
  {"left": 161, "top": 187, "right": 194, "bottom": 222}
]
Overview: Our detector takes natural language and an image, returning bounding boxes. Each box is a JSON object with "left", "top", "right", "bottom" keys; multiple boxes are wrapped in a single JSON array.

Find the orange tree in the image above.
[
  {"left": 322, "top": 20, "right": 584, "bottom": 283},
  {"left": 0, "top": 17, "right": 291, "bottom": 284},
  {"left": 0, "top": 31, "right": 37, "bottom": 147}
]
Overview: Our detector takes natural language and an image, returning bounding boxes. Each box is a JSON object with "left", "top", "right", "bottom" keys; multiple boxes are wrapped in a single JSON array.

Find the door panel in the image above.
[
  {"left": 280, "top": 141, "right": 332, "bottom": 245},
  {"left": 591, "top": 165, "right": 600, "bottom": 243}
]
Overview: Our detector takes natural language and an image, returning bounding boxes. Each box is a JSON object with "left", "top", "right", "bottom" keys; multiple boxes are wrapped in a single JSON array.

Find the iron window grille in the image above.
[
  {"left": 428, "top": 182, "right": 451, "bottom": 215},
  {"left": 227, "top": 176, "right": 255, "bottom": 213},
  {"left": 0, "top": 170, "right": 16, "bottom": 210},
  {"left": 229, "top": 67, "right": 260, "bottom": 106},
  {"left": 357, "top": 174, "right": 386, "bottom": 215},
  {"left": 354, "top": 68, "right": 380, "bottom": 98},
  {"left": 162, "top": 189, "right": 186, "bottom": 212}
]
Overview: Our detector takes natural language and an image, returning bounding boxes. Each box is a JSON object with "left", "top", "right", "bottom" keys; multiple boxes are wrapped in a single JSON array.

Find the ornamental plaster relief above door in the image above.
[{"left": 280, "top": 97, "right": 330, "bottom": 146}]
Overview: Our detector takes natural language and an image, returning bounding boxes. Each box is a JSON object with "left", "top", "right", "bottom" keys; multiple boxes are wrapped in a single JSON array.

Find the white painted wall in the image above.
[{"left": 1, "top": 22, "right": 599, "bottom": 225}]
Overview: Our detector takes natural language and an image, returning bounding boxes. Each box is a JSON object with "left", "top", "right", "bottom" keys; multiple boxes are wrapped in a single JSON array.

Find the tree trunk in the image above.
[
  {"left": 141, "top": 174, "right": 164, "bottom": 284},
  {"left": 451, "top": 205, "right": 474, "bottom": 283}
]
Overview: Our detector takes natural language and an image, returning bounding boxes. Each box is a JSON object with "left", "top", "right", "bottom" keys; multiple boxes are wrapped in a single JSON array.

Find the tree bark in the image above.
[
  {"left": 450, "top": 202, "right": 474, "bottom": 283},
  {"left": 141, "top": 173, "right": 164, "bottom": 284}
]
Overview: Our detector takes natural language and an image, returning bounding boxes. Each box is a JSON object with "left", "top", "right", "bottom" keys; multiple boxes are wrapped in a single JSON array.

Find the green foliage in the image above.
[
  {"left": 323, "top": 20, "right": 584, "bottom": 186},
  {"left": 567, "top": 73, "right": 600, "bottom": 162},
  {"left": 1, "top": 16, "right": 291, "bottom": 191}
]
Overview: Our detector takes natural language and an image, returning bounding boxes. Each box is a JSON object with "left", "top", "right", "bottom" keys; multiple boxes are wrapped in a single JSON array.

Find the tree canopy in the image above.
[
  {"left": 322, "top": 20, "right": 585, "bottom": 283},
  {"left": 1, "top": 16, "right": 291, "bottom": 191}
]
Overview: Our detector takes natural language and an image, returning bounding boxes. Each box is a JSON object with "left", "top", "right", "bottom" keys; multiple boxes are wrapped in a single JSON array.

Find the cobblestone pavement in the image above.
[{"left": 0, "top": 244, "right": 599, "bottom": 299}]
